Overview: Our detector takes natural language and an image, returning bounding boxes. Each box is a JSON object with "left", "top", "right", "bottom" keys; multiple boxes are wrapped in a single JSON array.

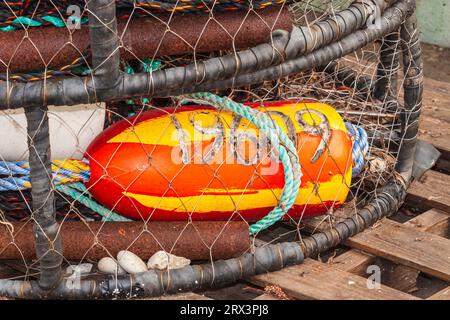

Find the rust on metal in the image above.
[
  {"left": 0, "top": 7, "right": 292, "bottom": 73},
  {"left": 0, "top": 221, "right": 250, "bottom": 261}
]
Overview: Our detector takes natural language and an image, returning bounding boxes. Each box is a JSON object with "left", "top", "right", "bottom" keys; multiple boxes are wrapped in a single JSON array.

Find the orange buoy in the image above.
[{"left": 85, "top": 101, "right": 352, "bottom": 221}]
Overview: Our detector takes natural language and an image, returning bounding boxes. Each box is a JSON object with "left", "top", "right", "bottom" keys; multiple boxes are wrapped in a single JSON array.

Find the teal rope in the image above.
[
  {"left": 125, "top": 58, "right": 161, "bottom": 109},
  {"left": 181, "top": 92, "right": 302, "bottom": 235},
  {"left": 0, "top": 15, "right": 88, "bottom": 32},
  {"left": 55, "top": 182, "right": 131, "bottom": 222}
]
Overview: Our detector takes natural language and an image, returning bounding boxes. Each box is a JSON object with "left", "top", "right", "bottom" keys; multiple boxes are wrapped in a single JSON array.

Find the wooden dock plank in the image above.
[
  {"left": 427, "top": 286, "right": 450, "bottom": 300},
  {"left": 346, "top": 219, "right": 450, "bottom": 282},
  {"left": 301, "top": 196, "right": 450, "bottom": 294},
  {"left": 301, "top": 198, "right": 450, "bottom": 290},
  {"left": 407, "top": 170, "right": 450, "bottom": 213},
  {"left": 334, "top": 209, "right": 449, "bottom": 273},
  {"left": 251, "top": 259, "right": 418, "bottom": 300},
  {"left": 419, "top": 77, "right": 450, "bottom": 156},
  {"left": 404, "top": 209, "right": 449, "bottom": 237},
  {"left": 332, "top": 250, "right": 376, "bottom": 275},
  {"left": 253, "top": 294, "right": 281, "bottom": 300}
]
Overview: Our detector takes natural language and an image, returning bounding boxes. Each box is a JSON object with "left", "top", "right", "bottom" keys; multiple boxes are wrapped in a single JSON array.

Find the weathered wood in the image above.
[
  {"left": 346, "top": 219, "right": 450, "bottom": 282},
  {"left": 418, "top": 77, "right": 450, "bottom": 155},
  {"left": 250, "top": 234, "right": 418, "bottom": 299},
  {"left": 427, "top": 286, "right": 450, "bottom": 300},
  {"left": 407, "top": 170, "right": 450, "bottom": 213},
  {"left": 331, "top": 251, "right": 420, "bottom": 292},
  {"left": 404, "top": 209, "right": 449, "bottom": 238},
  {"left": 304, "top": 207, "right": 449, "bottom": 292},
  {"left": 376, "top": 263, "right": 420, "bottom": 293},
  {"left": 419, "top": 116, "right": 450, "bottom": 158},
  {"left": 251, "top": 259, "right": 419, "bottom": 300},
  {"left": 333, "top": 209, "right": 450, "bottom": 274},
  {"left": 253, "top": 294, "right": 281, "bottom": 300},
  {"left": 332, "top": 250, "right": 377, "bottom": 275}
]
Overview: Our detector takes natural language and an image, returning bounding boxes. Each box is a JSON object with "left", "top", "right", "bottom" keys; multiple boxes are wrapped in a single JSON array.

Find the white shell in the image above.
[
  {"left": 368, "top": 156, "right": 387, "bottom": 172},
  {"left": 66, "top": 263, "right": 93, "bottom": 275},
  {"left": 147, "top": 251, "right": 191, "bottom": 270},
  {"left": 98, "top": 257, "right": 126, "bottom": 275},
  {"left": 117, "top": 250, "right": 148, "bottom": 274}
]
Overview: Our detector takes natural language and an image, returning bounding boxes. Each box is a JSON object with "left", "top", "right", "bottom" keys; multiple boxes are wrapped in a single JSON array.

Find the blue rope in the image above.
[
  {"left": 0, "top": 161, "right": 28, "bottom": 176},
  {"left": 0, "top": 176, "right": 30, "bottom": 191},
  {"left": 0, "top": 159, "right": 90, "bottom": 190},
  {"left": 346, "top": 123, "right": 369, "bottom": 177},
  {"left": 0, "top": 159, "right": 127, "bottom": 222},
  {"left": 124, "top": 58, "right": 161, "bottom": 109}
]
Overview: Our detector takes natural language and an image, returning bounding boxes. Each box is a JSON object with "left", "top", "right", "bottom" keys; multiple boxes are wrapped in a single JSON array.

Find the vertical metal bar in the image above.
[
  {"left": 374, "top": 31, "right": 400, "bottom": 101},
  {"left": 25, "top": 106, "right": 62, "bottom": 290},
  {"left": 396, "top": 11, "right": 423, "bottom": 182},
  {"left": 87, "top": 0, "right": 121, "bottom": 96},
  {"left": 23, "top": 0, "right": 121, "bottom": 290}
]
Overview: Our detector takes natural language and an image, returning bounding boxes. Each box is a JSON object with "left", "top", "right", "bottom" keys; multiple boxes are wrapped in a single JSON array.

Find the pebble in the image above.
[
  {"left": 97, "top": 257, "right": 126, "bottom": 275},
  {"left": 147, "top": 251, "right": 191, "bottom": 270},
  {"left": 117, "top": 250, "right": 148, "bottom": 274},
  {"left": 369, "top": 156, "right": 387, "bottom": 172}
]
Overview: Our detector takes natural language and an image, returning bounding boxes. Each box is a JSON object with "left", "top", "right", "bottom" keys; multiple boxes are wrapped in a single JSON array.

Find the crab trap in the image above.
[{"left": 0, "top": 0, "right": 426, "bottom": 299}]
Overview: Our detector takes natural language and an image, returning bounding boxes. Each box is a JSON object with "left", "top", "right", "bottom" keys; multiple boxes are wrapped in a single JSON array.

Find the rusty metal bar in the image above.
[
  {"left": 0, "top": 0, "right": 399, "bottom": 110},
  {"left": 0, "top": 221, "right": 250, "bottom": 261},
  {"left": 0, "top": 7, "right": 292, "bottom": 74}
]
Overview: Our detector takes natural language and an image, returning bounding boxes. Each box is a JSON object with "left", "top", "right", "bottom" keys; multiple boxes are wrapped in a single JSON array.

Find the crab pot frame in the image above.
[{"left": 0, "top": 0, "right": 422, "bottom": 299}]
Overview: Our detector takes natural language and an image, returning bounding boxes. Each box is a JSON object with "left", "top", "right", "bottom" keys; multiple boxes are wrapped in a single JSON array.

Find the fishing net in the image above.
[{"left": 0, "top": 0, "right": 422, "bottom": 299}]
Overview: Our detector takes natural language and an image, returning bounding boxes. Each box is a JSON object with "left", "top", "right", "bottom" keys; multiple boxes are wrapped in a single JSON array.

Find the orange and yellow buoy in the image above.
[{"left": 85, "top": 100, "right": 352, "bottom": 221}]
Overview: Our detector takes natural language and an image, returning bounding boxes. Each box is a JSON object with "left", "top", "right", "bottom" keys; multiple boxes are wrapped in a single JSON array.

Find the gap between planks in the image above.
[
  {"left": 248, "top": 197, "right": 450, "bottom": 299},
  {"left": 250, "top": 221, "right": 420, "bottom": 299},
  {"left": 303, "top": 204, "right": 450, "bottom": 282},
  {"left": 251, "top": 258, "right": 418, "bottom": 300},
  {"left": 407, "top": 170, "right": 450, "bottom": 212},
  {"left": 332, "top": 208, "right": 450, "bottom": 274},
  {"left": 345, "top": 218, "right": 450, "bottom": 282}
]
